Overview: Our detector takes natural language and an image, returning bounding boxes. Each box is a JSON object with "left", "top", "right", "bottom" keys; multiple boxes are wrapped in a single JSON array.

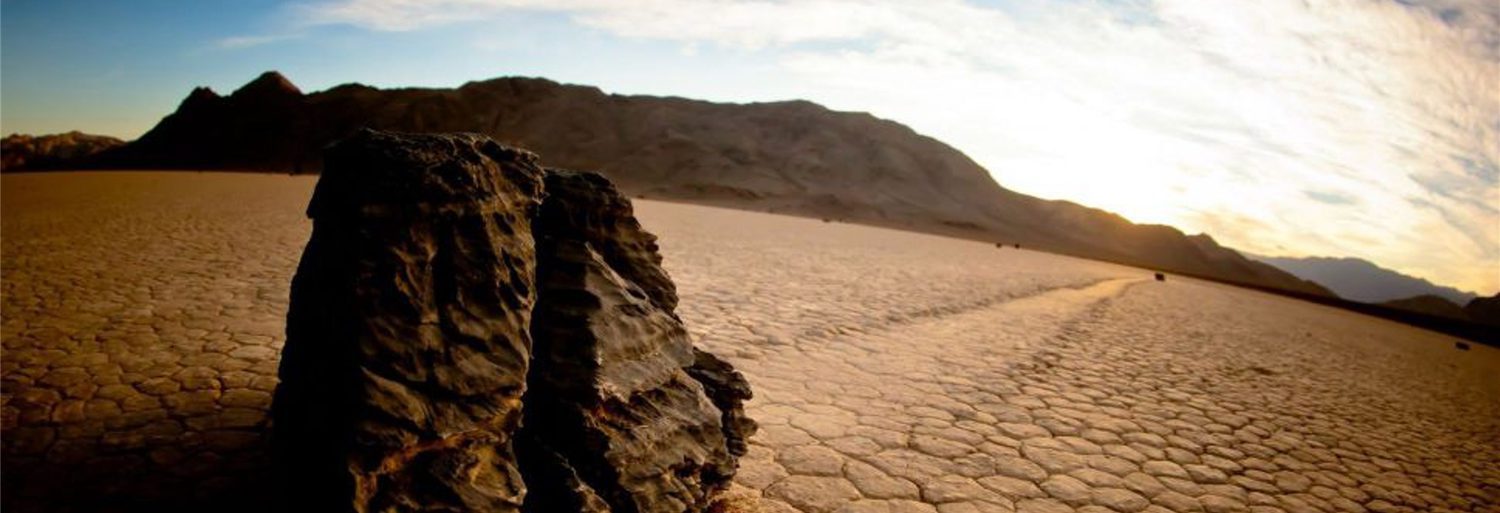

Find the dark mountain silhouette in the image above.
[
  {"left": 1465, "top": 293, "right": 1500, "bottom": 326},
  {"left": 1379, "top": 295, "right": 1470, "bottom": 320},
  {"left": 86, "top": 71, "right": 1329, "bottom": 295},
  {"left": 103, "top": 72, "right": 312, "bottom": 171},
  {"left": 1247, "top": 254, "right": 1476, "bottom": 304},
  {"left": 1375, "top": 292, "right": 1500, "bottom": 327},
  {"left": 2, "top": 131, "right": 123, "bottom": 171}
]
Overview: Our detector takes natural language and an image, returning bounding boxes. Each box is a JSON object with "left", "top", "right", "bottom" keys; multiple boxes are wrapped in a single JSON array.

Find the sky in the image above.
[{"left": 3, "top": 0, "right": 1497, "bottom": 294}]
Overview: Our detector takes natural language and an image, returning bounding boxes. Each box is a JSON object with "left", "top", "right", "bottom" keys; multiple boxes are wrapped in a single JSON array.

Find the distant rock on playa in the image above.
[{"left": 270, "top": 129, "right": 754, "bottom": 512}]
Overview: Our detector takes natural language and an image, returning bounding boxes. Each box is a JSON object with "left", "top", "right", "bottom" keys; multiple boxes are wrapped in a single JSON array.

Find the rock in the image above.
[
  {"left": 271, "top": 129, "right": 752, "bottom": 513},
  {"left": 535, "top": 169, "right": 680, "bottom": 312},
  {"left": 271, "top": 129, "right": 545, "bottom": 512},
  {"left": 520, "top": 168, "right": 740, "bottom": 513},
  {"left": 685, "top": 348, "right": 758, "bottom": 458},
  {"left": 516, "top": 441, "right": 613, "bottom": 513}
]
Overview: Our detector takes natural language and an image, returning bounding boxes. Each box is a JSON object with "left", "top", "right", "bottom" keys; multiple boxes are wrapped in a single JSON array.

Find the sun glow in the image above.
[{"left": 5, "top": 0, "right": 1496, "bottom": 293}]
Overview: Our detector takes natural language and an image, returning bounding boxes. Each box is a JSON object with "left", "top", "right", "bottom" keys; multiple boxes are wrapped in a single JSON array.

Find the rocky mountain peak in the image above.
[
  {"left": 174, "top": 87, "right": 223, "bottom": 113},
  {"left": 232, "top": 70, "right": 302, "bottom": 98}
]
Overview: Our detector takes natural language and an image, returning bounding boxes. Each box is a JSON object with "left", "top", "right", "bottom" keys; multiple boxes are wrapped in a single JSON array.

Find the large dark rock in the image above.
[
  {"left": 536, "top": 170, "right": 680, "bottom": 312},
  {"left": 272, "top": 129, "right": 545, "bottom": 512},
  {"left": 521, "top": 169, "right": 754, "bottom": 513},
  {"left": 272, "top": 129, "right": 753, "bottom": 513}
]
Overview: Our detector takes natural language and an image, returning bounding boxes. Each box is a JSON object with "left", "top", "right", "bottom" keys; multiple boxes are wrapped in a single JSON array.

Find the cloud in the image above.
[
  {"left": 1304, "top": 190, "right": 1359, "bottom": 206},
  {"left": 215, "top": 33, "right": 303, "bottom": 49},
  {"left": 295, "top": 0, "right": 1500, "bottom": 293}
]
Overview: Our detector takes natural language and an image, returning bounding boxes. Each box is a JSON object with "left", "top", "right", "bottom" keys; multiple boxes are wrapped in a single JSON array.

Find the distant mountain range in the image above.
[
  {"left": 1378, "top": 293, "right": 1500, "bottom": 326},
  {"left": 1245, "top": 253, "right": 1500, "bottom": 326},
  {"left": 1378, "top": 295, "right": 1472, "bottom": 320},
  {"left": 1465, "top": 294, "right": 1500, "bottom": 325},
  {"left": 7, "top": 71, "right": 1337, "bottom": 295},
  {"left": 1, "top": 131, "right": 123, "bottom": 171},
  {"left": 1246, "top": 254, "right": 1476, "bottom": 304}
]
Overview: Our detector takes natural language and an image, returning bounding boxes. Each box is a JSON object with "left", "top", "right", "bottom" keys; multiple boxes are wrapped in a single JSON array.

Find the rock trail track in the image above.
[{"left": 2, "top": 172, "right": 1497, "bottom": 513}]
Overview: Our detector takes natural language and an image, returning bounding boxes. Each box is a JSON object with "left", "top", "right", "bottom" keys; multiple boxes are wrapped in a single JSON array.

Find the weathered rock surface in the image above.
[
  {"left": 686, "top": 348, "right": 757, "bottom": 458},
  {"left": 522, "top": 169, "right": 756, "bottom": 513},
  {"left": 272, "top": 130, "right": 545, "bottom": 512},
  {"left": 270, "top": 129, "right": 752, "bottom": 512}
]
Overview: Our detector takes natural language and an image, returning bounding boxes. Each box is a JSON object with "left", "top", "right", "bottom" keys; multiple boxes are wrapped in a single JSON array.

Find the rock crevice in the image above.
[{"left": 271, "top": 129, "right": 754, "bottom": 513}]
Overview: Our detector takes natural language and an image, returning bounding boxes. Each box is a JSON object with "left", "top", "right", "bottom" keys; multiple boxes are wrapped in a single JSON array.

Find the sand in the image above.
[{"left": 2, "top": 172, "right": 1496, "bottom": 512}]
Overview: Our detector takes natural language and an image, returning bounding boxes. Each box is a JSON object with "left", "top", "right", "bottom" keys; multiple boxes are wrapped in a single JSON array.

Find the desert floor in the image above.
[{"left": 2, "top": 172, "right": 1497, "bottom": 513}]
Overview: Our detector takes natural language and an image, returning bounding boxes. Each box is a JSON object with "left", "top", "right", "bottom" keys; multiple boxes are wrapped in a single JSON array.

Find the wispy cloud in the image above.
[
  {"left": 294, "top": 0, "right": 1500, "bottom": 293},
  {"left": 214, "top": 33, "right": 303, "bottom": 50},
  {"left": 1304, "top": 190, "right": 1359, "bottom": 206}
]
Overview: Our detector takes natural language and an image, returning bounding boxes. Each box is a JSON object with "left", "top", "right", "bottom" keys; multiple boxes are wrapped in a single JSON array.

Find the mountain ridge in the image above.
[
  {"left": 1379, "top": 294, "right": 1471, "bottom": 320},
  {"left": 1247, "top": 253, "right": 1476, "bottom": 304},
  {"left": 1465, "top": 293, "right": 1500, "bottom": 325},
  {"left": 2, "top": 131, "right": 124, "bottom": 171},
  {"left": 80, "top": 71, "right": 1329, "bottom": 295}
]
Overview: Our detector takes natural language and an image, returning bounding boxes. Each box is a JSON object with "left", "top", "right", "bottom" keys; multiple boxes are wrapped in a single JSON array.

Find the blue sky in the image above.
[
  {"left": 1, "top": 0, "right": 806, "bottom": 137},
  {"left": 3, "top": 0, "right": 1497, "bottom": 294}
]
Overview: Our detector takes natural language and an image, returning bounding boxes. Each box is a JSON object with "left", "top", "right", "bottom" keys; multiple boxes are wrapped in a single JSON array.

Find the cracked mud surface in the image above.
[{"left": 4, "top": 172, "right": 1498, "bottom": 512}]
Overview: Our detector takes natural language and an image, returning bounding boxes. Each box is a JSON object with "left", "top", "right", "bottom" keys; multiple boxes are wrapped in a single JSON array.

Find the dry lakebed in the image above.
[{"left": 2, "top": 172, "right": 1497, "bottom": 513}]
